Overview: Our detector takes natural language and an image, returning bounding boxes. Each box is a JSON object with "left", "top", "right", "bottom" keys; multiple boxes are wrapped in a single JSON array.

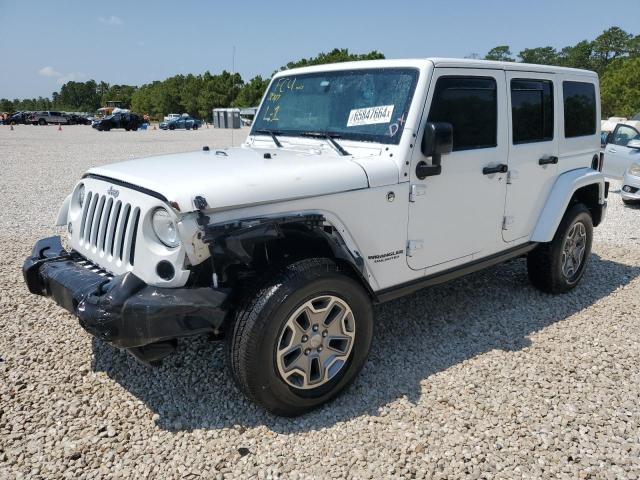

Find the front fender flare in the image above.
[{"left": 531, "top": 168, "right": 606, "bottom": 243}]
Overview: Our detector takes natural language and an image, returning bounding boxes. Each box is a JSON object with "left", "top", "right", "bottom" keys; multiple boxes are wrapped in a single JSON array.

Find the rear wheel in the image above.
[
  {"left": 527, "top": 203, "right": 593, "bottom": 294},
  {"left": 38, "top": 119, "right": 46, "bottom": 125},
  {"left": 192, "top": 124, "right": 199, "bottom": 130},
  {"left": 227, "top": 258, "right": 373, "bottom": 416}
]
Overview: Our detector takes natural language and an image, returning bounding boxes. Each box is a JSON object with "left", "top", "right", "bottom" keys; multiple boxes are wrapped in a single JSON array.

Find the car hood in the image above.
[{"left": 86, "top": 147, "right": 370, "bottom": 212}]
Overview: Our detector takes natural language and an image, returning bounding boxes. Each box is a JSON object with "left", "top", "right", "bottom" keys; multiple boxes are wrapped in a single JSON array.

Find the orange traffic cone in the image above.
[{"left": 58, "top": 123, "right": 62, "bottom": 131}]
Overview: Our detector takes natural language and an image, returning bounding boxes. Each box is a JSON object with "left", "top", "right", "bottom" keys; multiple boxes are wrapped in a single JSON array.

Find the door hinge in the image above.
[
  {"left": 407, "top": 240, "right": 424, "bottom": 257},
  {"left": 409, "top": 184, "right": 427, "bottom": 202},
  {"left": 502, "top": 216, "right": 514, "bottom": 230}
]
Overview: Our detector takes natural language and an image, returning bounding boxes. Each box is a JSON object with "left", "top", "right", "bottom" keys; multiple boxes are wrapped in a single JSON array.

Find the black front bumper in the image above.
[{"left": 23, "top": 236, "right": 229, "bottom": 356}]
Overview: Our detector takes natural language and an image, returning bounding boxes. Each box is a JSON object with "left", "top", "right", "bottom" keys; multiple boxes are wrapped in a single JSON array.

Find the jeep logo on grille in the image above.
[{"left": 107, "top": 186, "right": 119, "bottom": 198}]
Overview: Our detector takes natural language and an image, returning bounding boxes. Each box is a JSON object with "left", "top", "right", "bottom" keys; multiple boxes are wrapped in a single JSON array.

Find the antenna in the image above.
[{"left": 231, "top": 45, "right": 236, "bottom": 148}]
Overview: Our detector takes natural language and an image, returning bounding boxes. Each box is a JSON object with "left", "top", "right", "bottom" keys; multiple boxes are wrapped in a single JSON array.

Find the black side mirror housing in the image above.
[{"left": 417, "top": 122, "right": 453, "bottom": 179}]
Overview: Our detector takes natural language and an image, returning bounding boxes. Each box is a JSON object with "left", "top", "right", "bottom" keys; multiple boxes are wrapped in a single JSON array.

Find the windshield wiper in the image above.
[
  {"left": 299, "top": 132, "right": 350, "bottom": 156},
  {"left": 253, "top": 129, "right": 282, "bottom": 148}
]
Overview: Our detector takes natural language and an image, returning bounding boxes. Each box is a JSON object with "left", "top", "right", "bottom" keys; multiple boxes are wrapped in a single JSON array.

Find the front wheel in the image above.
[
  {"left": 527, "top": 203, "right": 593, "bottom": 294},
  {"left": 227, "top": 258, "right": 373, "bottom": 416}
]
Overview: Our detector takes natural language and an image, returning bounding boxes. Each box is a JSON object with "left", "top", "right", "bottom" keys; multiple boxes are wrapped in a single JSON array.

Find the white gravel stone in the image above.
[{"left": 1, "top": 125, "right": 640, "bottom": 478}]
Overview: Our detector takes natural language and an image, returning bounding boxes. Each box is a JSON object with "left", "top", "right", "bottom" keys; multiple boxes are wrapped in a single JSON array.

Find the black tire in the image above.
[
  {"left": 527, "top": 203, "right": 593, "bottom": 294},
  {"left": 192, "top": 124, "right": 199, "bottom": 130},
  {"left": 38, "top": 119, "right": 46, "bottom": 125},
  {"left": 125, "top": 127, "right": 130, "bottom": 131},
  {"left": 227, "top": 258, "right": 373, "bottom": 416},
  {"left": 169, "top": 124, "right": 175, "bottom": 130},
  {"left": 132, "top": 125, "right": 138, "bottom": 131}
]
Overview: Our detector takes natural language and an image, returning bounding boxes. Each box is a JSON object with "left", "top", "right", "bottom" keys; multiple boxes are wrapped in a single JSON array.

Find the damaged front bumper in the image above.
[{"left": 22, "top": 236, "right": 229, "bottom": 362}]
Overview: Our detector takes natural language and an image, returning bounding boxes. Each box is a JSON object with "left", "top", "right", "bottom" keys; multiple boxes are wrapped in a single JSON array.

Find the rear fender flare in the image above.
[{"left": 531, "top": 168, "right": 606, "bottom": 243}]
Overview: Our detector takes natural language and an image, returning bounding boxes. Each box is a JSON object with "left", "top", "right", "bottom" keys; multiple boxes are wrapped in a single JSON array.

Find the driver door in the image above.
[{"left": 407, "top": 68, "right": 508, "bottom": 271}]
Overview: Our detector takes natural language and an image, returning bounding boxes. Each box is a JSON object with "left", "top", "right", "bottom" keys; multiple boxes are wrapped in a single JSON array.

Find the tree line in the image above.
[
  {"left": 1, "top": 30, "right": 638, "bottom": 118},
  {"left": 481, "top": 26, "right": 639, "bottom": 116}
]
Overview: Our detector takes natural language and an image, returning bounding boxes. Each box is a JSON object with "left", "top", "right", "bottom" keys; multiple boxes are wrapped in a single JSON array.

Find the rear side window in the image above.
[
  {"left": 511, "top": 79, "right": 554, "bottom": 144},
  {"left": 428, "top": 76, "right": 497, "bottom": 151},
  {"left": 563, "top": 81, "right": 596, "bottom": 138}
]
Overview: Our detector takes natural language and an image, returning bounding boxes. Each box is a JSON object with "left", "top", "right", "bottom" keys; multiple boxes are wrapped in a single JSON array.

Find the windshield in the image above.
[{"left": 252, "top": 68, "right": 419, "bottom": 145}]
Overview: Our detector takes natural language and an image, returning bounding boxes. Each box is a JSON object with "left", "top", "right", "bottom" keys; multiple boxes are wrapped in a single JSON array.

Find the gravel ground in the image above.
[{"left": 1, "top": 125, "right": 640, "bottom": 479}]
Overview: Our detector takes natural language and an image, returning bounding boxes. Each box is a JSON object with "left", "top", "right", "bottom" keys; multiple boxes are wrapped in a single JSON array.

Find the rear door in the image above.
[
  {"left": 503, "top": 72, "right": 559, "bottom": 242},
  {"left": 603, "top": 124, "right": 640, "bottom": 179},
  {"left": 407, "top": 68, "right": 508, "bottom": 270}
]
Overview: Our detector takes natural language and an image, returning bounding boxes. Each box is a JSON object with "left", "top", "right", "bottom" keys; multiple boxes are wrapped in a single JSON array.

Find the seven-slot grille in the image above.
[{"left": 78, "top": 190, "right": 141, "bottom": 267}]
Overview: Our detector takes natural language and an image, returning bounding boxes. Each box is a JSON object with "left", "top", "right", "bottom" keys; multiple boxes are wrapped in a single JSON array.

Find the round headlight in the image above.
[
  {"left": 77, "top": 184, "right": 85, "bottom": 208},
  {"left": 152, "top": 208, "right": 180, "bottom": 247},
  {"left": 628, "top": 163, "right": 640, "bottom": 177}
]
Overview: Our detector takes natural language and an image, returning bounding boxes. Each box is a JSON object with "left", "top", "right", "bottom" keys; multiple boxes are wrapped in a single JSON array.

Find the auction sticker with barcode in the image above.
[{"left": 347, "top": 105, "right": 395, "bottom": 127}]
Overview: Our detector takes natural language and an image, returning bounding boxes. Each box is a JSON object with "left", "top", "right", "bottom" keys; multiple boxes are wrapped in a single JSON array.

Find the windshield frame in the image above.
[{"left": 251, "top": 67, "right": 420, "bottom": 146}]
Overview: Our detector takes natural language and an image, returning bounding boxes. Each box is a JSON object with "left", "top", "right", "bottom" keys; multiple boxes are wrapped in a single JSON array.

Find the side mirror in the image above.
[
  {"left": 627, "top": 139, "right": 640, "bottom": 150},
  {"left": 417, "top": 122, "right": 453, "bottom": 179}
]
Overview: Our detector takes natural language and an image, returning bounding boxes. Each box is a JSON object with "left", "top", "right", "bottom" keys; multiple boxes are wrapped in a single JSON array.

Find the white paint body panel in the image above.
[
  {"left": 407, "top": 67, "right": 509, "bottom": 271},
  {"left": 87, "top": 148, "right": 369, "bottom": 212}
]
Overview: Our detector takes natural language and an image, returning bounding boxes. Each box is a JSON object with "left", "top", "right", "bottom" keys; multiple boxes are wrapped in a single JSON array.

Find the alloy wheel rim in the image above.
[
  {"left": 276, "top": 295, "right": 356, "bottom": 389},
  {"left": 561, "top": 221, "right": 587, "bottom": 280}
]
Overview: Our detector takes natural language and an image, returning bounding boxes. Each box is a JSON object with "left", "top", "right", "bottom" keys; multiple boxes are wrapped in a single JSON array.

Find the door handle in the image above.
[
  {"left": 608, "top": 148, "right": 617, "bottom": 153},
  {"left": 482, "top": 164, "right": 508, "bottom": 175},
  {"left": 538, "top": 156, "right": 559, "bottom": 165}
]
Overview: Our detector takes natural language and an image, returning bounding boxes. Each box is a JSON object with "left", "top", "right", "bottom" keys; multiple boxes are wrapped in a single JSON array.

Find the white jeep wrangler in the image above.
[{"left": 24, "top": 58, "right": 608, "bottom": 416}]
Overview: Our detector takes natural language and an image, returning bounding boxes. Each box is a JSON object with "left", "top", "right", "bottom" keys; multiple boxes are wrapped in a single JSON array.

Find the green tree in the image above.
[
  {"left": 519, "top": 47, "right": 559, "bottom": 65},
  {"left": 600, "top": 57, "right": 640, "bottom": 117},
  {"left": 558, "top": 40, "right": 594, "bottom": 70},
  {"left": 592, "top": 26, "right": 633, "bottom": 69},
  {"left": 485, "top": 46, "right": 515, "bottom": 62},
  {"left": 0, "top": 98, "right": 14, "bottom": 112},
  {"left": 232, "top": 75, "right": 270, "bottom": 107},
  {"left": 278, "top": 48, "right": 385, "bottom": 72}
]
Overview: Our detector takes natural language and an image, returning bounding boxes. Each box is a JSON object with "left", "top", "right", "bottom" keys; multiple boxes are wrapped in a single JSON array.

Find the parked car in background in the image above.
[
  {"left": 602, "top": 122, "right": 640, "bottom": 179},
  {"left": 7, "top": 111, "right": 32, "bottom": 125},
  {"left": 29, "top": 111, "right": 69, "bottom": 125},
  {"left": 621, "top": 162, "right": 640, "bottom": 205},
  {"left": 92, "top": 112, "right": 142, "bottom": 131},
  {"left": 163, "top": 113, "right": 181, "bottom": 122},
  {"left": 66, "top": 114, "right": 92, "bottom": 125},
  {"left": 159, "top": 115, "right": 202, "bottom": 130}
]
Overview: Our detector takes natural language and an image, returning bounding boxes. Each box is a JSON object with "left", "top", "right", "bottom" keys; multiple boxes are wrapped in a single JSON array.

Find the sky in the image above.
[{"left": 1, "top": 0, "right": 639, "bottom": 99}]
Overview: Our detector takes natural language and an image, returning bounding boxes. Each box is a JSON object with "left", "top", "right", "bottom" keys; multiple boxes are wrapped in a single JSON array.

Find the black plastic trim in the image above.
[
  {"left": 82, "top": 174, "right": 168, "bottom": 202},
  {"left": 374, "top": 243, "right": 538, "bottom": 303},
  {"left": 22, "top": 236, "right": 229, "bottom": 354}
]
